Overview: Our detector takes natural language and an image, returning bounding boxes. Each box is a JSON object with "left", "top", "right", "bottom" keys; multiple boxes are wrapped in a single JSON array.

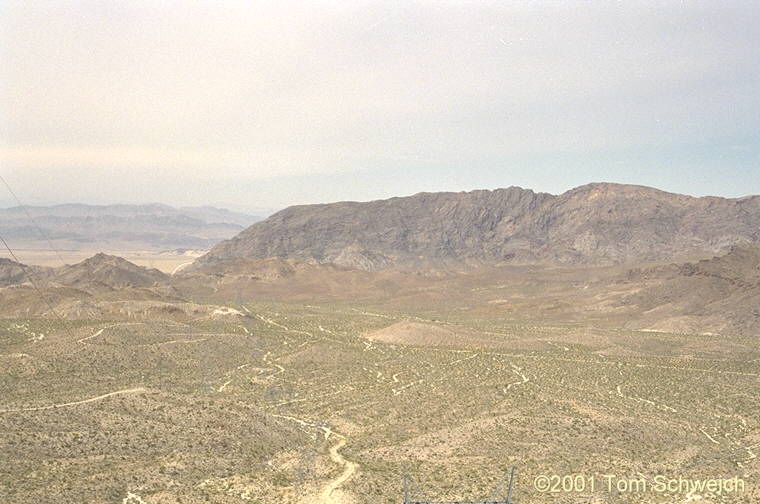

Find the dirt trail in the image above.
[
  {"left": 447, "top": 352, "right": 479, "bottom": 367},
  {"left": 319, "top": 434, "right": 358, "bottom": 504},
  {"left": 273, "top": 413, "right": 358, "bottom": 503},
  {"left": 615, "top": 384, "right": 677, "bottom": 413},
  {"left": 0, "top": 387, "right": 147, "bottom": 413},
  {"left": 138, "top": 338, "right": 207, "bottom": 347},
  {"left": 256, "top": 313, "right": 290, "bottom": 331},
  {"left": 122, "top": 492, "right": 147, "bottom": 504},
  {"left": 171, "top": 261, "right": 194, "bottom": 275},
  {"left": 77, "top": 326, "right": 108, "bottom": 344},
  {"left": 699, "top": 428, "right": 721, "bottom": 445},
  {"left": 78, "top": 322, "right": 145, "bottom": 344},
  {"left": 505, "top": 363, "right": 529, "bottom": 390}
]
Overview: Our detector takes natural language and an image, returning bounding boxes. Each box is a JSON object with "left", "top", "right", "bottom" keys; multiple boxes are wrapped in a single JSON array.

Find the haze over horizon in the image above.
[
  {"left": 2, "top": 1, "right": 759, "bottom": 212},
  {"left": 1, "top": 178, "right": 759, "bottom": 218}
]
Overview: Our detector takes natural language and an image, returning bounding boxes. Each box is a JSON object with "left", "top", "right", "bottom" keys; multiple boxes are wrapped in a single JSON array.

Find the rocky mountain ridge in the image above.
[{"left": 195, "top": 183, "right": 760, "bottom": 270}]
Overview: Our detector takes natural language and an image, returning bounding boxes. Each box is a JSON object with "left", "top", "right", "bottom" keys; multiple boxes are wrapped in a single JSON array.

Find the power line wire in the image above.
[
  {"left": 0, "top": 232, "right": 65, "bottom": 321},
  {"left": 0, "top": 173, "right": 68, "bottom": 267},
  {"left": 0, "top": 173, "right": 79, "bottom": 341}
]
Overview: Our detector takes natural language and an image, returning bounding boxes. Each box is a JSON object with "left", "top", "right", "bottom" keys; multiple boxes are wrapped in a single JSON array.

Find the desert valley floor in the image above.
[{"left": 2, "top": 301, "right": 758, "bottom": 504}]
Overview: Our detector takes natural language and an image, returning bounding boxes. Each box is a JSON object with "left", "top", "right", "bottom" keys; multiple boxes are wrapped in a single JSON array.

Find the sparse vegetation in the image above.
[{"left": 1, "top": 300, "right": 757, "bottom": 503}]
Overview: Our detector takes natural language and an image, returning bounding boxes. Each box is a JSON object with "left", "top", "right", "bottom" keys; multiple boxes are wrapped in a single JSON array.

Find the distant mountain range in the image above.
[
  {"left": 195, "top": 183, "right": 760, "bottom": 270},
  {"left": 2, "top": 184, "right": 759, "bottom": 336},
  {"left": 0, "top": 203, "right": 262, "bottom": 251}
]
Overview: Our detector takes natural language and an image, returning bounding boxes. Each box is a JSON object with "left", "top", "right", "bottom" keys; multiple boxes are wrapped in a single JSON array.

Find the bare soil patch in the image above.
[{"left": 365, "top": 321, "right": 503, "bottom": 349}]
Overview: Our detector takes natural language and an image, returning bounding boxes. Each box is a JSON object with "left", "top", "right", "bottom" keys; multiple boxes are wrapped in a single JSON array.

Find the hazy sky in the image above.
[{"left": 2, "top": 1, "right": 759, "bottom": 213}]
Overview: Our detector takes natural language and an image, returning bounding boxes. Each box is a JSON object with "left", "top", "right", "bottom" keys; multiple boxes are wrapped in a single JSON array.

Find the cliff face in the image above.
[{"left": 195, "top": 183, "right": 760, "bottom": 270}]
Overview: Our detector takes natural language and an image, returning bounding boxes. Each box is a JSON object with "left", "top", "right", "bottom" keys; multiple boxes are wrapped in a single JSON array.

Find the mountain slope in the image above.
[
  {"left": 0, "top": 258, "right": 55, "bottom": 287},
  {"left": 51, "top": 253, "right": 169, "bottom": 290},
  {"left": 195, "top": 183, "right": 760, "bottom": 270},
  {"left": 0, "top": 258, "right": 29, "bottom": 287},
  {"left": 195, "top": 187, "right": 552, "bottom": 270},
  {"left": 513, "top": 183, "right": 760, "bottom": 263},
  {"left": 620, "top": 244, "right": 760, "bottom": 335}
]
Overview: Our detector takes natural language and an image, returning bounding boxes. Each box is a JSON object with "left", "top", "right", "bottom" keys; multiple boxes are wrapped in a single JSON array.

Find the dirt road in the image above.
[
  {"left": 0, "top": 387, "right": 148, "bottom": 413},
  {"left": 319, "top": 433, "right": 358, "bottom": 504}
]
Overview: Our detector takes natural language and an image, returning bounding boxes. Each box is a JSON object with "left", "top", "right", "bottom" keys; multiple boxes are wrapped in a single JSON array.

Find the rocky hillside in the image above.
[
  {"left": 620, "top": 244, "right": 760, "bottom": 335},
  {"left": 0, "top": 258, "right": 54, "bottom": 287},
  {"left": 195, "top": 183, "right": 760, "bottom": 270},
  {"left": 51, "top": 253, "right": 169, "bottom": 290},
  {"left": 0, "top": 258, "right": 29, "bottom": 287},
  {"left": 0, "top": 253, "right": 167, "bottom": 291}
]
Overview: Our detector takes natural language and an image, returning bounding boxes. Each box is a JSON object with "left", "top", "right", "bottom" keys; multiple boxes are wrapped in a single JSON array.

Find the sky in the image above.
[{"left": 1, "top": 0, "right": 759, "bottom": 214}]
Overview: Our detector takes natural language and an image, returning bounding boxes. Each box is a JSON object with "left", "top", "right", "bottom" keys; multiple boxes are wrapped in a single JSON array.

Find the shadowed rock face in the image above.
[
  {"left": 0, "top": 258, "right": 55, "bottom": 287},
  {"left": 0, "top": 258, "right": 28, "bottom": 287},
  {"left": 195, "top": 183, "right": 760, "bottom": 270}
]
